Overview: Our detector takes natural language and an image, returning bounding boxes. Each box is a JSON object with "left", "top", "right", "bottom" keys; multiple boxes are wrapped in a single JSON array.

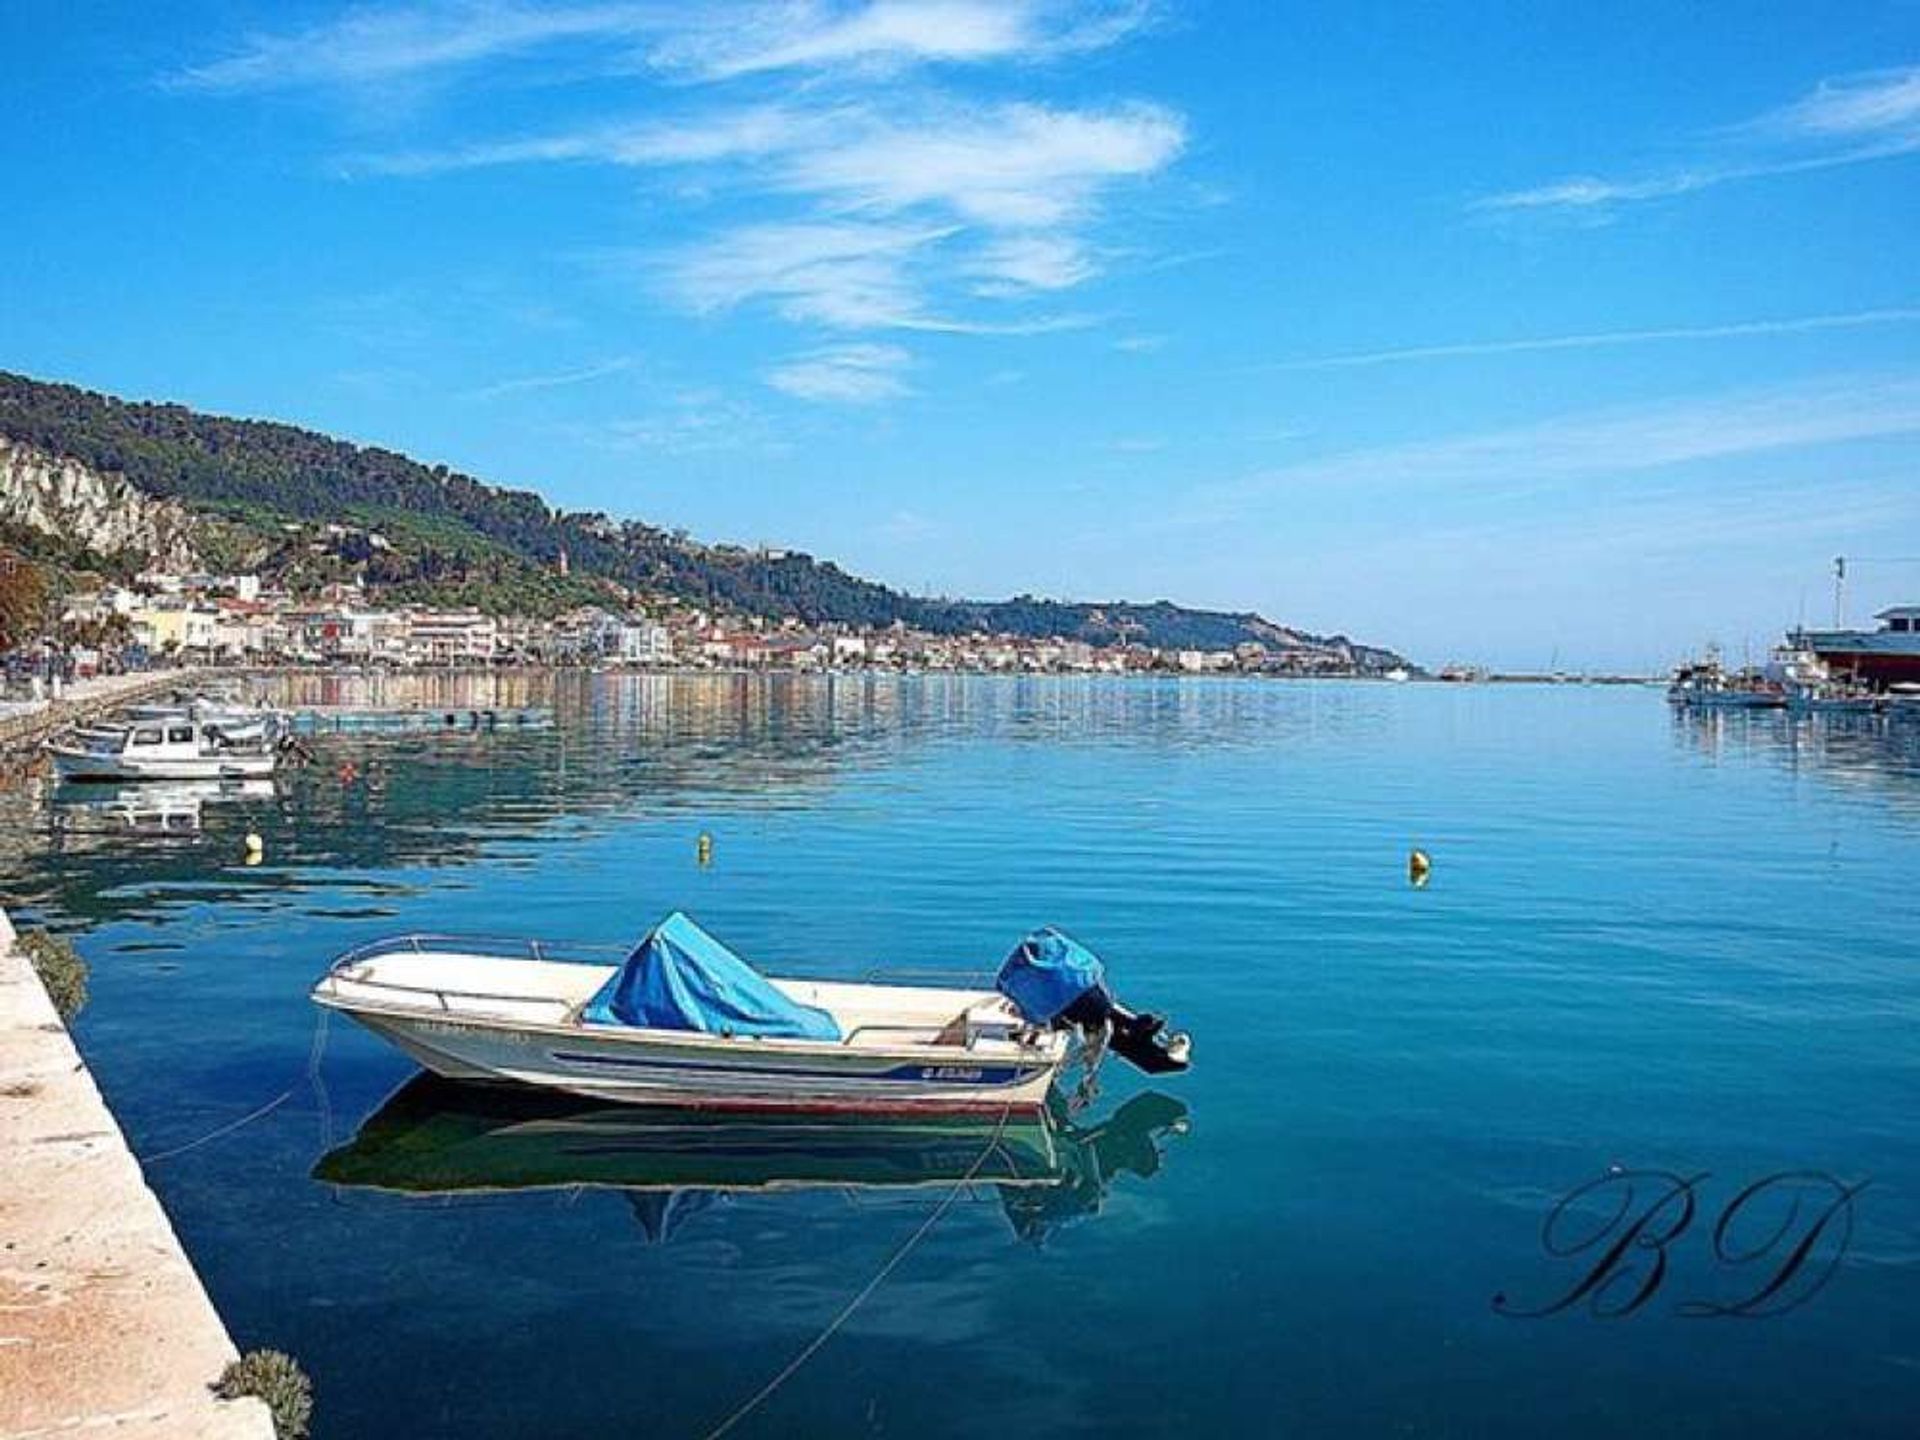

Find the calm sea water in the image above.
[{"left": 4, "top": 674, "right": 1917, "bottom": 1438}]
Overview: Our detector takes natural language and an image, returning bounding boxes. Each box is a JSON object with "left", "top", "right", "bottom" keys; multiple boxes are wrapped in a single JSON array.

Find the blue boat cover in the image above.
[
  {"left": 580, "top": 912, "right": 840, "bottom": 1041},
  {"left": 995, "top": 927, "right": 1106, "bottom": 1024}
]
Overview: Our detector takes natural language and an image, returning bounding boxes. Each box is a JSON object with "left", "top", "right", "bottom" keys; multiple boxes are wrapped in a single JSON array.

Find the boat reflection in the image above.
[
  {"left": 47, "top": 777, "right": 276, "bottom": 836},
  {"left": 1671, "top": 704, "right": 1920, "bottom": 822},
  {"left": 314, "top": 1075, "right": 1189, "bottom": 1244}
]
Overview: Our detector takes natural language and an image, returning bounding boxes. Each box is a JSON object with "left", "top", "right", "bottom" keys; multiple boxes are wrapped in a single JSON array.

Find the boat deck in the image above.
[{"left": 315, "top": 944, "right": 1035, "bottom": 1054}]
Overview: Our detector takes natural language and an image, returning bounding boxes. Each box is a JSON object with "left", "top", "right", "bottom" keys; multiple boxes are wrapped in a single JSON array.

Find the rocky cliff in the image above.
[{"left": 0, "top": 437, "right": 201, "bottom": 572}]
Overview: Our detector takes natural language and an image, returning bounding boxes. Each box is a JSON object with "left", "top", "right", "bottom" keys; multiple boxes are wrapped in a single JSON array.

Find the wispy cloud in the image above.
[
  {"left": 463, "top": 355, "right": 634, "bottom": 399},
  {"left": 377, "top": 97, "right": 1185, "bottom": 323},
  {"left": 652, "top": 219, "right": 949, "bottom": 329},
  {"left": 170, "top": 2, "right": 653, "bottom": 93},
  {"left": 650, "top": 1, "right": 1156, "bottom": 82},
  {"left": 360, "top": 104, "right": 830, "bottom": 176},
  {"left": 1171, "top": 371, "right": 1920, "bottom": 527},
  {"left": 174, "top": 0, "right": 1155, "bottom": 92},
  {"left": 774, "top": 100, "right": 1184, "bottom": 228},
  {"left": 1263, "top": 306, "right": 1920, "bottom": 371},
  {"left": 766, "top": 342, "right": 912, "bottom": 403},
  {"left": 177, "top": 2, "right": 1187, "bottom": 375},
  {"left": 1478, "top": 66, "right": 1920, "bottom": 215}
]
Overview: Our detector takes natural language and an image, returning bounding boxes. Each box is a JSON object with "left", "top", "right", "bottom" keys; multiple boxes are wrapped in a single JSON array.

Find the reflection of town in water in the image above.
[
  {"left": 0, "top": 670, "right": 1390, "bottom": 922},
  {"left": 1671, "top": 704, "right": 1920, "bottom": 821},
  {"left": 315, "top": 1073, "right": 1190, "bottom": 1247}
]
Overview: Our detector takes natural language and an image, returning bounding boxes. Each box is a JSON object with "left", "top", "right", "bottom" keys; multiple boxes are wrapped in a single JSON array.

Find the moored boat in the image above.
[
  {"left": 47, "top": 716, "right": 280, "bottom": 782},
  {"left": 1666, "top": 655, "right": 1787, "bottom": 709},
  {"left": 311, "top": 914, "right": 1191, "bottom": 1115},
  {"left": 126, "top": 692, "right": 285, "bottom": 744}
]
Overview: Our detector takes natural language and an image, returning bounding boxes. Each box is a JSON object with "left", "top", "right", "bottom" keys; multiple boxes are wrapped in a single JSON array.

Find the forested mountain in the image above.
[{"left": 0, "top": 370, "right": 1407, "bottom": 665}]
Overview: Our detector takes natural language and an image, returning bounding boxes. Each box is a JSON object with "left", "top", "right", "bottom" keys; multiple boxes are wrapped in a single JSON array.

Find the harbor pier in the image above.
[{"left": 0, "top": 906, "right": 272, "bottom": 1439}]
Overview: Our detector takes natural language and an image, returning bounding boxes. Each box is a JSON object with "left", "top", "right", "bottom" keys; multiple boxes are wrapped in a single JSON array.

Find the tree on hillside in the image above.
[{"left": 0, "top": 549, "right": 51, "bottom": 651}]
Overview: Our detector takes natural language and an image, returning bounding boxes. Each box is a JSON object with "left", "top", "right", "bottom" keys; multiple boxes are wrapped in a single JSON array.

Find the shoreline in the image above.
[
  {"left": 0, "top": 906, "right": 273, "bottom": 1439},
  {"left": 247, "top": 661, "right": 1663, "bottom": 685}
]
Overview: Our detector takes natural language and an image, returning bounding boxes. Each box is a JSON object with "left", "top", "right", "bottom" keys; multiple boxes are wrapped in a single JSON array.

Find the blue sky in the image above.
[{"left": 3, "top": 2, "right": 1917, "bottom": 669}]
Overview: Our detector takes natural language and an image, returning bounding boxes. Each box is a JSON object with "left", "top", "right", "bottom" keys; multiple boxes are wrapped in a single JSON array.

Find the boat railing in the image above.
[
  {"left": 321, "top": 934, "right": 629, "bottom": 1017},
  {"left": 325, "top": 973, "right": 579, "bottom": 1015},
  {"left": 330, "top": 932, "right": 630, "bottom": 969},
  {"left": 324, "top": 934, "right": 627, "bottom": 1009},
  {"left": 839, "top": 1021, "right": 955, "bottom": 1046}
]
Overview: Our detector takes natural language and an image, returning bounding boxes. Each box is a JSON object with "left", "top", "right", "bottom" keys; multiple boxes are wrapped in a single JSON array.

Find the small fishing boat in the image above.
[
  {"left": 47, "top": 717, "right": 280, "bottom": 782},
  {"left": 126, "top": 693, "right": 285, "bottom": 745},
  {"left": 312, "top": 914, "right": 1190, "bottom": 1115},
  {"left": 1666, "top": 659, "right": 1787, "bottom": 709}
]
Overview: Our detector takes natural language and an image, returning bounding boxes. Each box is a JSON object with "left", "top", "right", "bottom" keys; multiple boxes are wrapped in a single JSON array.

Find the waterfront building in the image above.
[
  {"left": 1793, "top": 606, "right": 1920, "bottom": 688},
  {"left": 401, "top": 610, "right": 499, "bottom": 665}
]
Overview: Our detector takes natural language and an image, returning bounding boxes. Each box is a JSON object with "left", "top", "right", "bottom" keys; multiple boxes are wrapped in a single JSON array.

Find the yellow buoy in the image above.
[
  {"left": 243, "top": 832, "right": 265, "bottom": 867},
  {"left": 1408, "top": 848, "right": 1432, "bottom": 887},
  {"left": 696, "top": 832, "right": 714, "bottom": 867}
]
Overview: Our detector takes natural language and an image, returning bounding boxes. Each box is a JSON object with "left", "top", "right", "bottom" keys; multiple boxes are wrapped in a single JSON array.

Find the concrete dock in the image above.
[{"left": 0, "top": 907, "right": 272, "bottom": 1439}]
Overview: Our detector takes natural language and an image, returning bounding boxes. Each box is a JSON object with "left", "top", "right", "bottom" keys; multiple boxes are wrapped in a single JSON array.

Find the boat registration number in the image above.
[
  {"left": 416, "top": 1019, "right": 535, "bottom": 1045},
  {"left": 919, "top": 1065, "right": 986, "bottom": 1081}
]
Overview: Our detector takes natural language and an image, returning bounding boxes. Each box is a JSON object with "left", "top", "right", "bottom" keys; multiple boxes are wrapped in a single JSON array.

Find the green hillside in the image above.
[{"left": 0, "top": 369, "right": 1408, "bottom": 664}]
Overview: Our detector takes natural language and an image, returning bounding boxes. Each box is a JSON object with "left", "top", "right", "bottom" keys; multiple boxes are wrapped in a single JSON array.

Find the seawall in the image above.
[{"left": 0, "top": 906, "right": 273, "bottom": 1439}]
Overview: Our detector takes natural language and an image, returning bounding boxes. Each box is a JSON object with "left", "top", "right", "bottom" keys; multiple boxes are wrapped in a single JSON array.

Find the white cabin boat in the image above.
[
  {"left": 312, "top": 915, "right": 1190, "bottom": 1116},
  {"left": 126, "top": 694, "right": 284, "bottom": 745},
  {"left": 48, "top": 717, "right": 279, "bottom": 782}
]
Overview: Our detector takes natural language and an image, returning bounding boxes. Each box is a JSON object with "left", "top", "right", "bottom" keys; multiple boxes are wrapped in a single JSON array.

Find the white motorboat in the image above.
[
  {"left": 312, "top": 914, "right": 1191, "bottom": 1116},
  {"left": 47, "top": 717, "right": 279, "bottom": 782},
  {"left": 126, "top": 693, "right": 285, "bottom": 745}
]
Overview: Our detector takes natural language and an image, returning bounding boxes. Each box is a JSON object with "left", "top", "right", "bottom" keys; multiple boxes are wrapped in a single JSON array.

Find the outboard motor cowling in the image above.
[{"left": 995, "top": 927, "right": 1192, "bottom": 1075}]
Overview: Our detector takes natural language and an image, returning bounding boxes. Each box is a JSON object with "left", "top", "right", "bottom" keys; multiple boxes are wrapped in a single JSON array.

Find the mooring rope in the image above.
[
  {"left": 699, "top": 1100, "right": 1018, "bottom": 1440},
  {"left": 138, "top": 1007, "right": 330, "bottom": 1166}
]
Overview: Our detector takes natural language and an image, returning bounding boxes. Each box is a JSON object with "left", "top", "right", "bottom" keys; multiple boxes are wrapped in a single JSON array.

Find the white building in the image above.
[
  {"left": 617, "top": 622, "right": 674, "bottom": 665},
  {"left": 403, "top": 610, "right": 499, "bottom": 665}
]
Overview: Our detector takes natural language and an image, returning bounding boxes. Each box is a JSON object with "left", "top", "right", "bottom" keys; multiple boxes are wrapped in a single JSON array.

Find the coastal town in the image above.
[{"left": 6, "top": 560, "right": 1404, "bottom": 686}]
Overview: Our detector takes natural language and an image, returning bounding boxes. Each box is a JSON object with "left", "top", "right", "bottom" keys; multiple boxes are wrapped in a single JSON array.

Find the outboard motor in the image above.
[{"left": 995, "top": 928, "right": 1192, "bottom": 1075}]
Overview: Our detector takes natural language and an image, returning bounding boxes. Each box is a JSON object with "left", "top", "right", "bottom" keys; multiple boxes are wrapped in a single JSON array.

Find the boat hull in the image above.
[
  {"left": 315, "top": 1074, "right": 1068, "bottom": 1195},
  {"left": 332, "top": 1005, "right": 1063, "bottom": 1116},
  {"left": 48, "top": 746, "right": 278, "bottom": 782}
]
